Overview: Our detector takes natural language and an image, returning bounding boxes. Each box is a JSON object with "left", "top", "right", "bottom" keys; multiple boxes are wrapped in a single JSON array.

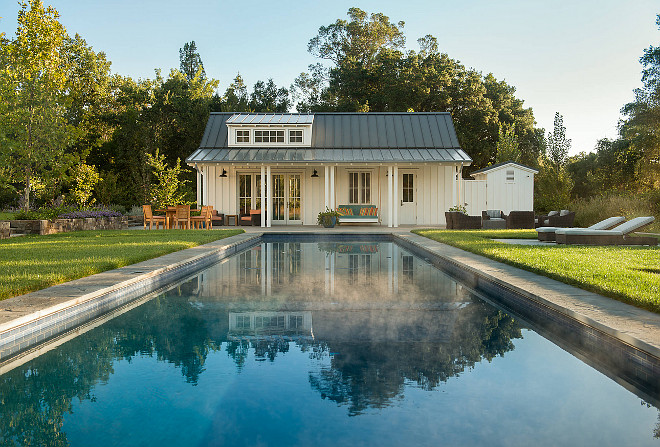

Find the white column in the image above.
[
  {"left": 266, "top": 166, "right": 272, "bottom": 228},
  {"left": 324, "top": 253, "right": 330, "bottom": 296},
  {"left": 387, "top": 243, "right": 393, "bottom": 293},
  {"left": 202, "top": 165, "right": 209, "bottom": 207},
  {"left": 196, "top": 169, "right": 202, "bottom": 206},
  {"left": 393, "top": 165, "right": 399, "bottom": 227},
  {"left": 266, "top": 242, "right": 272, "bottom": 296},
  {"left": 393, "top": 244, "right": 399, "bottom": 293},
  {"left": 324, "top": 165, "right": 330, "bottom": 211},
  {"left": 260, "top": 242, "right": 266, "bottom": 296},
  {"left": 260, "top": 165, "right": 266, "bottom": 228},
  {"left": 387, "top": 166, "right": 393, "bottom": 228},
  {"left": 329, "top": 165, "right": 335, "bottom": 210}
]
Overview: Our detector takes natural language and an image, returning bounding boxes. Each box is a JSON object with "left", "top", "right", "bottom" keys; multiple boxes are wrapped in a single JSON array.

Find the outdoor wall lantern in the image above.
[
  {"left": 219, "top": 169, "right": 228, "bottom": 178},
  {"left": 311, "top": 169, "right": 319, "bottom": 178}
]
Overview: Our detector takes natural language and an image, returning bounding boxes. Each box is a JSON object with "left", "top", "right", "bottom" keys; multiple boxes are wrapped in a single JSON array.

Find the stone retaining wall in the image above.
[
  {"left": 8, "top": 217, "right": 128, "bottom": 235},
  {"left": 0, "top": 221, "right": 9, "bottom": 239}
]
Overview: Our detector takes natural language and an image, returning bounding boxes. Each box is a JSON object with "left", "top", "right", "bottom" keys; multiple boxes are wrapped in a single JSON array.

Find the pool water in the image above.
[{"left": 1, "top": 241, "right": 659, "bottom": 446}]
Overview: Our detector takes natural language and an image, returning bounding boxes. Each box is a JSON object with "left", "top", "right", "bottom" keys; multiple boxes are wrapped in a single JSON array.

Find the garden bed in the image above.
[{"left": 5, "top": 216, "right": 129, "bottom": 236}]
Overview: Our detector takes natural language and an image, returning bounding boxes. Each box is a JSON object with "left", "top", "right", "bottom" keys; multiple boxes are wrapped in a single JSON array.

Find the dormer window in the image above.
[
  {"left": 237, "top": 130, "right": 250, "bottom": 143},
  {"left": 255, "top": 130, "right": 284, "bottom": 143},
  {"left": 289, "top": 130, "right": 303, "bottom": 143}
]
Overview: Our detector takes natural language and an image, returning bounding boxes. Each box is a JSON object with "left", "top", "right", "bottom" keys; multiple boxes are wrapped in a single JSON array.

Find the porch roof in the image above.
[{"left": 186, "top": 147, "right": 471, "bottom": 164}]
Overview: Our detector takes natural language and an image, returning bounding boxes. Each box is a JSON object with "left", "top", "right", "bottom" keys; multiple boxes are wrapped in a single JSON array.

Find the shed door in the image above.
[{"left": 399, "top": 171, "right": 417, "bottom": 225}]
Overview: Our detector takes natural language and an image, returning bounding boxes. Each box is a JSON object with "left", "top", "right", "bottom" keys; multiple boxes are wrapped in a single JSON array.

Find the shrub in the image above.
[{"left": 569, "top": 192, "right": 659, "bottom": 231}]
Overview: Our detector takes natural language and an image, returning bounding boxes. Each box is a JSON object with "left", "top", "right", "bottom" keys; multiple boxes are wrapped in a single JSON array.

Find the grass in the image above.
[
  {"left": 0, "top": 229, "right": 244, "bottom": 300},
  {"left": 0, "top": 212, "right": 16, "bottom": 220},
  {"left": 413, "top": 229, "right": 660, "bottom": 313}
]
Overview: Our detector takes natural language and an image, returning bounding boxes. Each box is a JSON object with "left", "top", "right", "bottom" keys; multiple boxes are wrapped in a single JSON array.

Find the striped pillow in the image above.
[
  {"left": 359, "top": 207, "right": 377, "bottom": 216},
  {"left": 337, "top": 208, "right": 353, "bottom": 216}
]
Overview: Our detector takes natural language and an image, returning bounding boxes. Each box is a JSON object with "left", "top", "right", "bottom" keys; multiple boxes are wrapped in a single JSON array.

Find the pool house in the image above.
[{"left": 186, "top": 112, "right": 473, "bottom": 227}]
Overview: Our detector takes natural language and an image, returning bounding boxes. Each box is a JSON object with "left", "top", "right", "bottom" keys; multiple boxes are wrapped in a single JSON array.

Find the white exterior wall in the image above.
[
  {"left": 463, "top": 165, "right": 536, "bottom": 214},
  {"left": 196, "top": 163, "right": 460, "bottom": 225}
]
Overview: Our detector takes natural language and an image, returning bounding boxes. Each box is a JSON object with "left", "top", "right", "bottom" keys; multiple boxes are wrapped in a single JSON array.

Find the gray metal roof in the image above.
[
  {"left": 226, "top": 113, "right": 314, "bottom": 125},
  {"left": 190, "top": 112, "right": 471, "bottom": 164},
  {"left": 470, "top": 161, "right": 538, "bottom": 175},
  {"left": 187, "top": 148, "right": 470, "bottom": 163}
]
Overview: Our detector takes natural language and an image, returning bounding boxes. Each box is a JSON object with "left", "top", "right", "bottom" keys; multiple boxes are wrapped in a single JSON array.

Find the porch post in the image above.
[
  {"left": 329, "top": 165, "right": 335, "bottom": 210},
  {"left": 393, "top": 165, "right": 399, "bottom": 227},
  {"left": 202, "top": 165, "right": 208, "bottom": 206},
  {"left": 387, "top": 166, "right": 393, "bottom": 228},
  {"left": 324, "top": 165, "right": 330, "bottom": 211},
  {"left": 266, "top": 165, "right": 272, "bottom": 228},
  {"left": 260, "top": 165, "right": 266, "bottom": 228}
]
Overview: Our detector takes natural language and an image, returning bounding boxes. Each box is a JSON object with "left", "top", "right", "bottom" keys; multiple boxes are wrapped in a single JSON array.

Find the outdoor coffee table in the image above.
[{"left": 226, "top": 214, "right": 238, "bottom": 226}]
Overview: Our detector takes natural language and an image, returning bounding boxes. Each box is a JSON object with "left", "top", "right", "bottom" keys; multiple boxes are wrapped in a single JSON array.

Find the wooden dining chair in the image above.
[
  {"left": 173, "top": 205, "right": 191, "bottom": 229},
  {"left": 142, "top": 205, "right": 166, "bottom": 230},
  {"left": 191, "top": 206, "right": 212, "bottom": 229}
]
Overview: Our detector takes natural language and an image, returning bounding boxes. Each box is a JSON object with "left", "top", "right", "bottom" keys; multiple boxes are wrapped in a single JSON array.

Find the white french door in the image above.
[
  {"left": 399, "top": 171, "right": 417, "bottom": 225},
  {"left": 272, "top": 173, "right": 302, "bottom": 225}
]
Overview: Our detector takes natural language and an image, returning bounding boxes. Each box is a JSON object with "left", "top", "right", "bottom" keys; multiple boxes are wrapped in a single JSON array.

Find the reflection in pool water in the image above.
[{"left": 0, "top": 241, "right": 658, "bottom": 446}]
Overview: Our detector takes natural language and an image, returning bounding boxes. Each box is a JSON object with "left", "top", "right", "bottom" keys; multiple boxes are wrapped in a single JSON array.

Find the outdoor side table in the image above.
[
  {"left": 226, "top": 214, "right": 238, "bottom": 226},
  {"left": 482, "top": 219, "right": 506, "bottom": 230}
]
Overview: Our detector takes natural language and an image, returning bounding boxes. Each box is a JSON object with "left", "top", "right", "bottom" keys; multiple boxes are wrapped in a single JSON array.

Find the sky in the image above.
[{"left": 1, "top": 0, "right": 658, "bottom": 156}]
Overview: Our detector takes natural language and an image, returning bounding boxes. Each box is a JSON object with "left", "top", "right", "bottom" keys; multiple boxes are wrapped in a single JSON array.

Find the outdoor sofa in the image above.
[
  {"left": 555, "top": 216, "right": 657, "bottom": 246},
  {"left": 536, "top": 216, "right": 625, "bottom": 242},
  {"left": 536, "top": 210, "right": 575, "bottom": 228},
  {"left": 336, "top": 205, "right": 379, "bottom": 224},
  {"left": 505, "top": 211, "right": 535, "bottom": 229},
  {"left": 444, "top": 211, "right": 481, "bottom": 229}
]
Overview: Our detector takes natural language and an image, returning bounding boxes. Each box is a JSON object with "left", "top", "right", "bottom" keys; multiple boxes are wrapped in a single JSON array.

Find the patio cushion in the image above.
[
  {"left": 337, "top": 208, "right": 353, "bottom": 216},
  {"left": 560, "top": 209, "right": 570, "bottom": 216},
  {"left": 548, "top": 210, "right": 559, "bottom": 217}
]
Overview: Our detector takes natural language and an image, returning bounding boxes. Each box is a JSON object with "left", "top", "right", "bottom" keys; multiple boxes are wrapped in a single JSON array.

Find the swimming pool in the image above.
[{"left": 1, "top": 238, "right": 659, "bottom": 446}]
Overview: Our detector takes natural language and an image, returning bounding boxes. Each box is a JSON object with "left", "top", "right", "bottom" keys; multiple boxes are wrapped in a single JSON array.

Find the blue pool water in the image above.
[{"left": 0, "top": 241, "right": 659, "bottom": 446}]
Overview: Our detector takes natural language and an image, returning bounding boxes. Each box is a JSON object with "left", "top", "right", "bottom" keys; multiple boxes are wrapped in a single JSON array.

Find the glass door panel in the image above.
[
  {"left": 272, "top": 174, "right": 285, "bottom": 221},
  {"left": 288, "top": 174, "right": 301, "bottom": 222}
]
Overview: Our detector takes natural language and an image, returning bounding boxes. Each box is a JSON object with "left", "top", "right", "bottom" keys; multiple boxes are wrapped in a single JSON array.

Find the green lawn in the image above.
[
  {"left": 0, "top": 229, "right": 243, "bottom": 300},
  {"left": 0, "top": 212, "right": 16, "bottom": 220},
  {"left": 413, "top": 229, "right": 660, "bottom": 313}
]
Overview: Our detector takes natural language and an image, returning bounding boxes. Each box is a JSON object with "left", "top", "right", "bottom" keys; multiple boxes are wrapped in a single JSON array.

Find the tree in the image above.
[
  {"left": 145, "top": 148, "right": 191, "bottom": 208},
  {"left": 546, "top": 112, "right": 571, "bottom": 171},
  {"left": 221, "top": 73, "right": 250, "bottom": 112},
  {"left": 249, "top": 78, "right": 290, "bottom": 112},
  {"left": 179, "top": 40, "right": 205, "bottom": 81},
  {"left": 495, "top": 123, "right": 520, "bottom": 163},
  {"left": 70, "top": 163, "right": 100, "bottom": 206},
  {"left": 0, "top": 0, "right": 76, "bottom": 210},
  {"left": 619, "top": 14, "right": 660, "bottom": 189},
  {"left": 300, "top": 8, "right": 544, "bottom": 172}
]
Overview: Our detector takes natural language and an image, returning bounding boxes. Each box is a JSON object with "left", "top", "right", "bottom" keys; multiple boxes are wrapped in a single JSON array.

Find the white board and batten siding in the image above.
[{"left": 463, "top": 162, "right": 537, "bottom": 215}]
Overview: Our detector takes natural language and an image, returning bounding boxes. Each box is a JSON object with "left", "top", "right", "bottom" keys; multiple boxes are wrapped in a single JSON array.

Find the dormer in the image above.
[{"left": 226, "top": 113, "right": 314, "bottom": 147}]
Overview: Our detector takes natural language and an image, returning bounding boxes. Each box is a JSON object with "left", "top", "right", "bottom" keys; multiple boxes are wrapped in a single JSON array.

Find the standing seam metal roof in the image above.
[{"left": 190, "top": 112, "right": 471, "bottom": 164}]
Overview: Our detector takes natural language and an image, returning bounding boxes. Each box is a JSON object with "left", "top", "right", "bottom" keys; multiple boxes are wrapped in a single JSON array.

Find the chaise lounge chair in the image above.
[
  {"left": 536, "top": 216, "right": 625, "bottom": 242},
  {"left": 555, "top": 216, "right": 657, "bottom": 246}
]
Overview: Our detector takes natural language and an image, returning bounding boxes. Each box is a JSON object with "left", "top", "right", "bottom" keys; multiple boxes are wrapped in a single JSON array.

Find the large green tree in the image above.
[
  {"left": 298, "top": 8, "right": 543, "bottom": 171},
  {"left": 179, "top": 40, "right": 205, "bottom": 81},
  {"left": 0, "top": 0, "right": 76, "bottom": 209},
  {"left": 619, "top": 14, "right": 660, "bottom": 189}
]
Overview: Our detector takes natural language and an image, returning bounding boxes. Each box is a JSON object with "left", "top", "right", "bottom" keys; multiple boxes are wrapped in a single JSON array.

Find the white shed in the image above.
[{"left": 461, "top": 162, "right": 538, "bottom": 215}]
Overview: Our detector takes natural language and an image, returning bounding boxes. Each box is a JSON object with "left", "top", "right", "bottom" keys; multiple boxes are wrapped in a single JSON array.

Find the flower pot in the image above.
[{"left": 322, "top": 216, "right": 336, "bottom": 228}]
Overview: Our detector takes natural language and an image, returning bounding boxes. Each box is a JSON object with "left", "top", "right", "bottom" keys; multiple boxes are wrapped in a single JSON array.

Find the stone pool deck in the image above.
[{"left": 1, "top": 230, "right": 659, "bottom": 367}]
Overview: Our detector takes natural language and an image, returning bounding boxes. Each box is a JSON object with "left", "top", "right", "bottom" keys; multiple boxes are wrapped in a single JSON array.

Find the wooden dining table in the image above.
[{"left": 156, "top": 207, "right": 200, "bottom": 229}]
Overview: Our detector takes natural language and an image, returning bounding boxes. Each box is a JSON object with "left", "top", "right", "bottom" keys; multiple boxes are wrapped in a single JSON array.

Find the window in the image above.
[
  {"left": 236, "top": 130, "right": 250, "bottom": 143},
  {"left": 506, "top": 170, "right": 515, "bottom": 181},
  {"left": 255, "top": 130, "right": 284, "bottom": 143},
  {"left": 239, "top": 174, "right": 252, "bottom": 215},
  {"left": 349, "top": 172, "right": 371, "bottom": 204},
  {"left": 235, "top": 315, "right": 250, "bottom": 329},
  {"left": 289, "top": 130, "right": 303, "bottom": 143},
  {"left": 289, "top": 315, "right": 303, "bottom": 329},
  {"left": 402, "top": 173, "right": 414, "bottom": 202}
]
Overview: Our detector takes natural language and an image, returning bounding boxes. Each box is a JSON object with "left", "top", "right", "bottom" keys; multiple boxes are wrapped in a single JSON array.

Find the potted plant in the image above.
[{"left": 317, "top": 208, "right": 341, "bottom": 228}]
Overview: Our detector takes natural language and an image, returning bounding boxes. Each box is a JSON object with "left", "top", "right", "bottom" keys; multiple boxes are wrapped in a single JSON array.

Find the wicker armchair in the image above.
[
  {"left": 239, "top": 209, "right": 261, "bottom": 226},
  {"left": 506, "top": 211, "right": 535, "bottom": 229},
  {"left": 210, "top": 210, "right": 224, "bottom": 227}
]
